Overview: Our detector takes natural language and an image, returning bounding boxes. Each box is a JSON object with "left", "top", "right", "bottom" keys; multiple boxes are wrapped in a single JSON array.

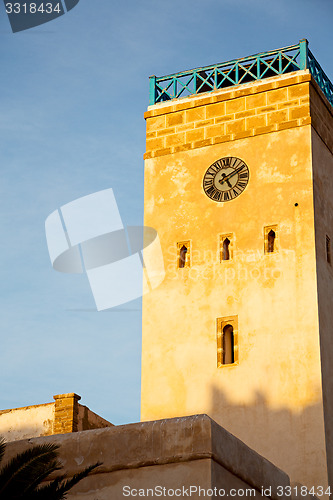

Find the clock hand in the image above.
[
  {"left": 219, "top": 165, "right": 244, "bottom": 185},
  {"left": 219, "top": 173, "right": 232, "bottom": 188}
]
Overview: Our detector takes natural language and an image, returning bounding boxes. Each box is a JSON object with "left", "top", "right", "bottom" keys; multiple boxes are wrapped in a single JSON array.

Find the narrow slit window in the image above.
[
  {"left": 179, "top": 245, "right": 187, "bottom": 268},
  {"left": 223, "top": 238, "right": 230, "bottom": 260},
  {"left": 264, "top": 225, "right": 278, "bottom": 254},
  {"left": 217, "top": 316, "right": 238, "bottom": 367},
  {"left": 219, "top": 234, "right": 233, "bottom": 262},
  {"left": 177, "top": 241, "right": 191, "bottom": 268},
  {"left": 222, "top": 324, "right": 234, "bottom": 364},
  {"left": 326, "top": 235, "right": 331, "bottom": 265},
  {"left": 267, "top": 230, "right": 275, "bottom": 253}
]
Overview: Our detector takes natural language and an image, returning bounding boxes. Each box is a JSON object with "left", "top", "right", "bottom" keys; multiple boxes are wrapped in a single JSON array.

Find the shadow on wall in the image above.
[{"left": 208, "top": 384, "right": 327, "bottom": 491}]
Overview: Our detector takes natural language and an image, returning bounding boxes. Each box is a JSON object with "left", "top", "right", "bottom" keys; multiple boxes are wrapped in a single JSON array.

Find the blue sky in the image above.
[{"left": 0, "top": 0, "right": 332, "bottom": 425}]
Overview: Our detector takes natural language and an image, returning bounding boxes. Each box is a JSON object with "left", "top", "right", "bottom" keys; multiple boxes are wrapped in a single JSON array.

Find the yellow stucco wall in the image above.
[{"left": 141, "top": 72, "right": 328, "bottom": 490}]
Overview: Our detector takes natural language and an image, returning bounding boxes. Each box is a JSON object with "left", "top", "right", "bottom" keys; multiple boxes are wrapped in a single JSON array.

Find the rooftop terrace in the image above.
[{"left": 149, "top": 39, "right": 333, "bottom": 108}]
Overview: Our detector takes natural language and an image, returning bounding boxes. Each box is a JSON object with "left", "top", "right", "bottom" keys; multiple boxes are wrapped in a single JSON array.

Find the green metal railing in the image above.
[
  {"left": 307, "top": 48, "right": 333, "bottom": 106},
  {"left": 149, "top": 39, "right": 333, "bottom": 108}
]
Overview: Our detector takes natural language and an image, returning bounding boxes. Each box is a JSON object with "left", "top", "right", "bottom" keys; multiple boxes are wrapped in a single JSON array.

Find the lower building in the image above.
[
  {"left": 0, "top": 393, "right": 113, "bottom": 442},
  {"left": 3, "top": 414, "right": 296, "bottom": 499}
]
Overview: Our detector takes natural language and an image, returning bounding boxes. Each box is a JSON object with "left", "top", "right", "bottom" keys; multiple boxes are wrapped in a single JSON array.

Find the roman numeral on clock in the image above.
[
  {"left": 229, "top": 189, "right": 238, "bottom": 199},
  {"left": 209, "top": 165, "right": 220, "bottom": 175},
  {"left": 206, "top": 186, "right": 218, "bottom": 196},
  {"left": 233, "top": 158, "right": 243, "bottom": 169},
  {"left": 204, "top": 179, "right": 214, "bottom": 188},
  {"left": 206, "top": 185, "right": 223, "bottom": 201}
]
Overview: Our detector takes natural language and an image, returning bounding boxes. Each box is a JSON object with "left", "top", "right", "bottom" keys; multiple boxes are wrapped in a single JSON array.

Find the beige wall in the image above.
[
  {"left": 141, "top": 73, "right": 328, "bottom": 490},
  {"left": 0, "top": 403, "right": 54, "bottom": 441},
  {"left": 2, "top": 415, "right": 289, "bottom": 499}
]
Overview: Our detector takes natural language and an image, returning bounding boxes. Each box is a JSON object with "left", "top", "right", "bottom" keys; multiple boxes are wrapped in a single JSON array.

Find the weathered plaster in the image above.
[{"left": 0, "top": 403, "right": 54, "bottom": 441}]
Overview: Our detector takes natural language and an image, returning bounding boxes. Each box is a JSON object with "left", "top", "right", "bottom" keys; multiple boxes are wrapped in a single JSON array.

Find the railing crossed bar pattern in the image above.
[
  {"left": 307, "top": 49, "right": 333, "bottom": 107},
  {"left": 149, "top": 40, "right": 333, "bottom": 109}
]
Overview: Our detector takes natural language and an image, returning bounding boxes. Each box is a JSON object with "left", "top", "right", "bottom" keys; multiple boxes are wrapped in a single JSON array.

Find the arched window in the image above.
[
  {"left": 267, "top": 230, "right": 275, "bottom": 253},
  {"left": 222, "top": 238, "right": 230, "bottom": 260},
  {"left": 217, "top": 316, "right": 238, "bottom": 367},
  {"left": 179, "top": 245, "right": 188, "bottom": 268},
  {"left": 220, "top": 234, "right": 233, "bottom": 262},
  {"left": 264, "top": 226, "right": 278, "bottom": 254},
  {"left": 177, "top": 241, "right": 191, "bottom": 268},
  {"left": 222, "top": 324, "right": 234, "bottom": 364}
]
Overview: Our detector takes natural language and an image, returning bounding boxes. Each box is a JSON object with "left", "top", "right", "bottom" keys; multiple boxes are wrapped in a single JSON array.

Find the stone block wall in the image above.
[{"left": 144, "top": 71, "right": 312, "bottom": 159}]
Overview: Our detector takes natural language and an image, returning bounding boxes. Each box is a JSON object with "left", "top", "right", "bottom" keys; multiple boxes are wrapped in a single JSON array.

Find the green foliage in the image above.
[{"left": 0, "top": 437, "right": 101, "bottom": 499}]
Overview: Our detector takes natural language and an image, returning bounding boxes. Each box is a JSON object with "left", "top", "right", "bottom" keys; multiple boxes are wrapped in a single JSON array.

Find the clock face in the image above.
[{"left": 203, "top": 156, "right": 249, "bottom": 202}]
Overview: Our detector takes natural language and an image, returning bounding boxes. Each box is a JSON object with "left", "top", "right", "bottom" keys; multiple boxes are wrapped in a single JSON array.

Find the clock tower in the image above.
[{"left": 141, "top": 40, "right": 333, "bottom": 491}]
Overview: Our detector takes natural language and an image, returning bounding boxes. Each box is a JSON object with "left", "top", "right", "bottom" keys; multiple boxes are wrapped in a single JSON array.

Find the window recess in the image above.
[
  {"left": 219, "top": 233, "right": 233, "bottom": 262},
  {"left": 177, "top": 241, "right": 191, "bottom": 268},
  {"left": 264, "top": 225, "right": 278, "bottom": 254},
  {"left": 217, "top": 316, "right": 238, "bottom": 367}
]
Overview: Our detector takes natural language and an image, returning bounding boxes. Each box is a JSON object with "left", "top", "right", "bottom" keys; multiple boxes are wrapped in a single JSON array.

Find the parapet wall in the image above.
[{"left": 0, "top": 393, "right": 113, "bottom": 442}]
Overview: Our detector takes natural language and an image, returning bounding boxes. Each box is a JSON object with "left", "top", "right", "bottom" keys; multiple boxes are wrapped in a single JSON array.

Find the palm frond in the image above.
[
  {"left": 53, "top": 462, "right": 102, "bottom": 494},
  {"left": 23, "top": 459, "right": 62, "bottom": 495},
  {"left": 0, "top": 437, "right": 6, "bottom": 466},
  {"left": 33, "top": 462, "right": 102, "bottom": 500},
  {"left": 0, "top": 443, "right": 61, "bottom": 497},
  {"left": 24, "top": 476, "right": 66, "bottom": 500},
  {"left": 0, "top": 439, "right": 102, "bottom": 500}
]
